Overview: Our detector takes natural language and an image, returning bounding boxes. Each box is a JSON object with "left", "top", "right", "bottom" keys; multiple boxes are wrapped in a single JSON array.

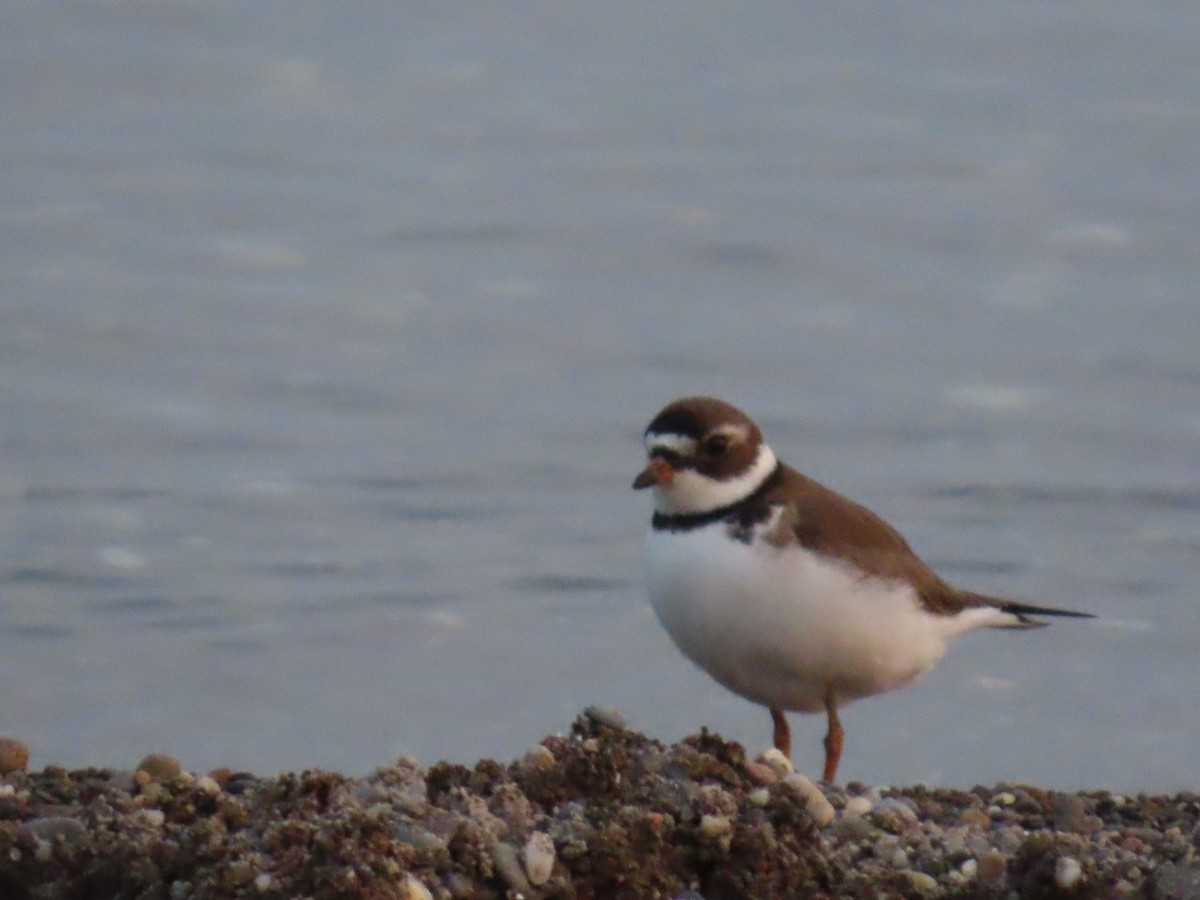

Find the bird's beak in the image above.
[{"left": 633, "top": 457, "right": 674, "bottom": 490}]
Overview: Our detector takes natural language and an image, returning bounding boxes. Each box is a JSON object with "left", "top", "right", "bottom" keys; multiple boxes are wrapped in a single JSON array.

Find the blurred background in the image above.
[{"left": 2, "top": 3, "right": 1197, "bottom": 790}]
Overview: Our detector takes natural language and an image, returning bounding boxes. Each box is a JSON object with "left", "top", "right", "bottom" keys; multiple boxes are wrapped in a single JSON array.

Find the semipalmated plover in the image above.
[{"left": 634, "top": 396, "right": 1092, "bottom": 782}]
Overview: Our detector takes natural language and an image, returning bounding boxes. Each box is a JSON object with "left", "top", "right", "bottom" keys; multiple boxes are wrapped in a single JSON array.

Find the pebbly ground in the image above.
[{"left": 1, "top": 710, "right": 1198, "bottom": 900}]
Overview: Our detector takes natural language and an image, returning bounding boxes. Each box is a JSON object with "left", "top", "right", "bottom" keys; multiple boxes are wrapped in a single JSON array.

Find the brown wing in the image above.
[{"left": 763, "top": 464, "right": 968, "bottom": 616}]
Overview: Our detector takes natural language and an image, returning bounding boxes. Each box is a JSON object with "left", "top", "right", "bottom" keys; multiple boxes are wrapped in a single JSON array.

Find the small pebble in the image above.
[
  {"left": 832, "top": 816, "right": 876, "bottom": 841},
  {"left": 699, "top": 814, "right": 733, "bottom": 851},
  {"left": 398, "top": 874, "right": 433, "bottom": 900},
  {"left": 523, "top": 744, "right": 556, "bottom": 770},
  {"left": 196, "top": 775, "right": 222, "bottom": 796},
  {"left": 993, "top": 825, "right": 1026, "bottom": 855},
  {"left": 756, "top": 748, "right": 794, "bottom": 779},
  {"left": 227, "top": 859, "right": 259, "bottom": 886},
  {"left": 747, "top": 787, "right": 770, "bottom": 806},
  {"left": 136, "top": 753, "right": 181, "bottom": 783},
  {"left": 745, "top": 761, "right": 781, "bottom": 785},
  {"left": 994, "top": 791, "right": 1016, "bottom": 806},
  {"left": 1055, "top": 855, "right": 1083, "bottom": 889},
  {"left": 871, "top": 797, "right": 918, "bottom": 833},
  {"left": 959, "top": 858, "right": 978, "bottom": 879},
  {"left": 959, "top": 806, "right": 991, "bottom": 828},
  {"left": 976, "top": 850, "right": 1008, "bottom": 882},
  {"left": 0, "top": 736, "right": 30, "bottom": 774},
  {"left": 134, "top": 808, "right": 165, "bottom": 828},
  {"left": 697, "top": 782, "right": 737, "bottom": 817},
  {"left": 1055, "top": 795, "right": 1096, "bottom": 834},
  {"left": 582, "top": 705, "right": 626, "bottom": 730},
  {"left": 940, "top": 825, "right": 969, "bottom": 856},
  {"left": 842, "top": 795, "right": 873, "bottom": 820},
  {"left": 492, "top": 841, "right": 531, "bottom": 893},
  {"left": 781, "top": 773, "right": 835, "bottom": 827},
  {"left": 523, "top": 831, "right": 555, "bottom": 886},
  {"left": 903, "top": 870, "right": 939, "bottom": 896}
]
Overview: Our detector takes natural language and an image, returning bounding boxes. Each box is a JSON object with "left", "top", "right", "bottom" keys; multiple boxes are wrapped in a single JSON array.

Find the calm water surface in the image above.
[{"left": 2, "top": 3, "right": 1198, "bottom": 790}]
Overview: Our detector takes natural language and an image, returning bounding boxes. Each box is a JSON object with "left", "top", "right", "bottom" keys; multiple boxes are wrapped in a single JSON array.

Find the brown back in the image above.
[{"left": 762, "top": 464, "right": 970, "bottom": 616}]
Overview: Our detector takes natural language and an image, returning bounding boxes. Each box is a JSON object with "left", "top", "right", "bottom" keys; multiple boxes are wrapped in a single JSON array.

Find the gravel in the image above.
[{"left": 1, "top": 714, "right": 1198, "bottom": 898}]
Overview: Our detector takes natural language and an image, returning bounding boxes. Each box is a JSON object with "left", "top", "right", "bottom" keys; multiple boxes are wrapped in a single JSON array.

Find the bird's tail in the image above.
[{"left": 960, "top": 591, "right": 1097, "bottom": 630}]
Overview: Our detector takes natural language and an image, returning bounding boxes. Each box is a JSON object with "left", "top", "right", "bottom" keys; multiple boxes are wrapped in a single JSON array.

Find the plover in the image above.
[{"left": 634, "top": 395, "right": 1092, "bottom": 782}]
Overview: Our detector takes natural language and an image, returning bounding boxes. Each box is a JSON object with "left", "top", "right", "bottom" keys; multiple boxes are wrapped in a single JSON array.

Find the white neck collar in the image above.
[{"left": 652, "top": 444, "right": 778, "bottom": 516}]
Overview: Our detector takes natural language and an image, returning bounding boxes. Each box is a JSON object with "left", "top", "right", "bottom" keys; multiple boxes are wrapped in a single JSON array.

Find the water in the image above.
[{"left": 2, "top": 3, "right": 1198, "bottom": 790}]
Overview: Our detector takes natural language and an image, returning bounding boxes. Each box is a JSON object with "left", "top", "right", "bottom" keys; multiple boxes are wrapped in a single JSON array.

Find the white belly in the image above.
[{"left": 644, "top": 523, "right": 962, "bottom": 713}]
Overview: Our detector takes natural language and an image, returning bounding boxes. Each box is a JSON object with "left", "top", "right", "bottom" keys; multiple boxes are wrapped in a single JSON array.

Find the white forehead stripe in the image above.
[
  {"left": 711, "top": 423, "right": 750, "bottom": 441},
  {"left": 652, "top": 443, "right": 778, "bottom": 516},
  {"left": 645, "top": 432, "right": 697, "bottom": 456}
]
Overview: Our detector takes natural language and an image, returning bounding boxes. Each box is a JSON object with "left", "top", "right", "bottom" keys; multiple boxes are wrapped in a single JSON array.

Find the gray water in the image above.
[{"left": 2, "top": 3, "right": 1198, "bottom": 791}]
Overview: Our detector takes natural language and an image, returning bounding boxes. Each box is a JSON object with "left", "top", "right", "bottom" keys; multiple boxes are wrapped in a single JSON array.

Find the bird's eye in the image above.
[{"left": 702, "top": 434, "right": 730, "bottom": 457}]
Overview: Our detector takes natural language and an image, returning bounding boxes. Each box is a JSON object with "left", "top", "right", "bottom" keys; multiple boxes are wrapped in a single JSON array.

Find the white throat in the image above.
[{"left": 652, "top": 444, "right": 778, "bottom": 516}]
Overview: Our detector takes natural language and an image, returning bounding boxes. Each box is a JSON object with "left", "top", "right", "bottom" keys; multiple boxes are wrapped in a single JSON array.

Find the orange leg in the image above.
[
  {"left": 769, "top": 706, "right": 791, "bottom": 758},
  {"left": 821, "top": 683, "right": 844, "bottom": 784}
]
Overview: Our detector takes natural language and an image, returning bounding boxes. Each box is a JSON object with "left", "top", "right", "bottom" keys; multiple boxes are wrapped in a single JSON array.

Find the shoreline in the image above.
[{"left": 1, "top": 711, "right": 1196, "bottom": 898}]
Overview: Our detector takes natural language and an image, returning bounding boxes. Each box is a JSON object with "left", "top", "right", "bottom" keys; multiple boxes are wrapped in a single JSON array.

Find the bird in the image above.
[{"left": 633, "top": 395, "right": 1093, "bottom": 783}]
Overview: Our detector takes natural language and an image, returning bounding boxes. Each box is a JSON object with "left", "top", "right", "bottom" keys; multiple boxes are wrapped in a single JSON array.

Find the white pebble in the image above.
[
  {"left": 782, "top": 773, "right": 835, "bottom": 828},
  {"left": 135, "top": 809, "right": 165, "bottom": 828},
  {"left": 874, "top": 797, "right": 919, "bottom": 824},
  {"left": 959, "top": 858, "right": 978, "bottom": 879},
  {"left": 523, "top": 832, "right": 555, "bottom": 886},
  {"left": 843, "top": 796, "right": 873, "bottom": 820},
  {"left": 699, "top": 814, "right": 733, "bottom": 851},
  {"left": 757, "top": 748, "right": 794, "bottom": 778},
  {"left": 994, "top": 791, "right": 1016, "bottom": 806},
  {"left": 398, "top": 874, "right": 433, "bottom": 900},
  {"left": 492, "top": 842, "right": 531, "bottom": 892},
  {"left": 523, "top": 745, "right": 556, "bottom": 770},
  {"left": 903, "top": 870, "right": 939, "bottom": 896},
  {"left": 748, "top": 787, "right": 770, "bottom": 806},
  {"left": 1055, "top": 856, "right": 1083, "bottom": 889},
  {"left": 0, "top": 785, "right": 14, "bottom": 798},
  {"left": 254, "top": 873, "right": 273, "bottom": 891},
  {"left": 196, "top": 776, "right": 221, "bottom": 796}
]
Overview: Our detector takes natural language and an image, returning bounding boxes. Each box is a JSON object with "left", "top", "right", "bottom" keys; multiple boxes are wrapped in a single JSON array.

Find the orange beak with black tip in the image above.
[{"left": 633, "top": 456, "right": 675, "bottom": 490}]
